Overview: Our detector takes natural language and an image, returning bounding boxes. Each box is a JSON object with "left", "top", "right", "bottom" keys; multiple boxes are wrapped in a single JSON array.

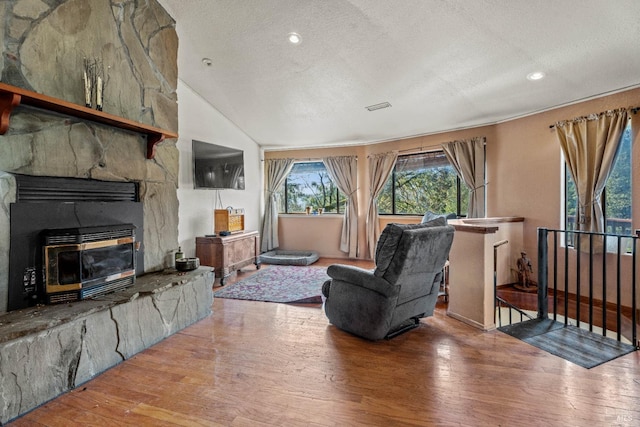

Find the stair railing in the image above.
[
  {"left": 537, "top": 227, "right": 639, "bottom": 348},
  {"left": 494, "top": 239, "right": 534, "bottom": 327}
]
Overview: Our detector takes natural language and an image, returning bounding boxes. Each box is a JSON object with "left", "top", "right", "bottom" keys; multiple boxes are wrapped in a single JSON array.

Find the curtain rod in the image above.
[
  {"left": 261, "top": 157, "right": 317, "bottom": 162},
  {"left": 396, "top": 136, "right": 487, "bottom": 155},
  {"left": 397, "top": 143, "right": 443, "bottom": 154},
  {"left": 549, "top": 106, "right": 639, "bottom": 129}
]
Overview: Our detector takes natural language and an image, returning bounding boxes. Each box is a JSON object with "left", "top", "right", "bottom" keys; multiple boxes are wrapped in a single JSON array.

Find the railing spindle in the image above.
[
  {"left": 633, "top": 235, "right": 638, "bottom": 347},
  {"left": 602, "top": 234, "right": 607, "bottom": 337},
  {"left": 576, "top": 233, "right": 581, "bottom": 327},
  {"left": 553, "top": 231, "right": 558, "bottom": 322},
  {"left": 589, "top": 233, "right": 594, "bottom": 332},
  {"left": 537, "top": 228, "right": 548, "bottom": 319},
  {"left": 564, "top": 232, "right": 570, "bottom": 326},
  {"left": 617, "top": 236, "right": 622, "bottom": 341}
]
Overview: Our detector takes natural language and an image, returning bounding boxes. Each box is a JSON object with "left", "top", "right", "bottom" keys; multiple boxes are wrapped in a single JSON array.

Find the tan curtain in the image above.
[
  {"left": 555, "top": 108, "right": 629, "bottom": 234},
  {"left": 323, "top": 156, "right": 359, "bottom": 258},
  {"left": 260, "top": 158, "right": 294, "bottom": 252},
  {"left": 365, "top": 151, "right": 397, "bottom": 258},
  {"left": 442, "top": 136, "right": 486, "bottom": 218}
]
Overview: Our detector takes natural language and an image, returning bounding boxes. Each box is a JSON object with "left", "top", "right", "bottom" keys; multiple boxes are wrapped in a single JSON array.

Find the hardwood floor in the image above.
[{"left": 10, "top": 259, "right": 640, "bottom": 426}]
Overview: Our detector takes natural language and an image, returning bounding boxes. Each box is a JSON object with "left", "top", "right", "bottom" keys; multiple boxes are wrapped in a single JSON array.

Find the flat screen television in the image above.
[{"left": 192, "top": 140, "right": 245, "bottom": 190}]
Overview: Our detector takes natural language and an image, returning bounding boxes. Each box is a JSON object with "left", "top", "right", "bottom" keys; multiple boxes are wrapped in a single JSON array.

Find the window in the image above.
[
  {"left": 378, "top": 151, "right": 469, "bottom": 216},
  {"left": 277, "top": 161, "right": 346, "bottom": 214},
  {"left": 565, "top": 123, "right": 632, "bottom": 242}
]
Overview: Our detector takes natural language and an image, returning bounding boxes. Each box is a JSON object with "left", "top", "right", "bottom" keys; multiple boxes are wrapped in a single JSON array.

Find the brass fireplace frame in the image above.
[{"left": 42, "top": 225, "right": 137, "bottom": 304}]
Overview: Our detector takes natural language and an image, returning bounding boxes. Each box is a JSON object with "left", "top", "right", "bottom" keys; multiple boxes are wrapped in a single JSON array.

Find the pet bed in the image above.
[{"left": 260, "top": 250, "right": 319, "bottom": 266}]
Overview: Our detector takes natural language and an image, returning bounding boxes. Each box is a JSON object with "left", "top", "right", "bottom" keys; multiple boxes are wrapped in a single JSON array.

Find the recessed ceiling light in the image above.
[
  {"left": 202, "top": 58, "right": 213, "bottom": 66},
  {"left": 288, "top": 32, "right": 302, "bottom": 44},
  {"left": 527, "top": 71, "right": 545, "bottom": 81}
]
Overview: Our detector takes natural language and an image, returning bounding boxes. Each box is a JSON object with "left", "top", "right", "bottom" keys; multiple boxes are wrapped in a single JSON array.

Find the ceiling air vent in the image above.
[{"left": 365, "top": 102, "right": 391, "bottom": 112}]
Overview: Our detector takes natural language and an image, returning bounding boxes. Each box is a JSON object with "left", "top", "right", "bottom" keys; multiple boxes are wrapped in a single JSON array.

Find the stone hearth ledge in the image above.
[{"left": 0, "top": 267, "right": 214, "bottom": 424}]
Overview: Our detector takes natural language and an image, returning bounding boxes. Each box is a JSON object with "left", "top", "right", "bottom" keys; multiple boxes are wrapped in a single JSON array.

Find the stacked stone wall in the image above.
[{"left": 0, "top": 0, "right": 180, "bottom": 314}]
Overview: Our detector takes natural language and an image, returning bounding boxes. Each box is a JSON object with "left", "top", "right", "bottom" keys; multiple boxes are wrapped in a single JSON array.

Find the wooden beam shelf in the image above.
[{"left": 0, "top": 82, "right": 178, "bottom": 159}]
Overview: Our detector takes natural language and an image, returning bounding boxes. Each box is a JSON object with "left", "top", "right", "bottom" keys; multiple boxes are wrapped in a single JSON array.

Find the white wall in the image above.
[{"left": 176, "top": 81, "right": 262, "bottom": 257}]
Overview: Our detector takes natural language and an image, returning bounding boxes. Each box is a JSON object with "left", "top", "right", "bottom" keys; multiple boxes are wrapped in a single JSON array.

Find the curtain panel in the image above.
[
  {"left": 442, "top": 136, "right": 486, "bottom": 218},
  {"left": 260, "top": 158, "right": 295, "bottom": 252},
  {"left": 555, "top": 108, "right": 629, "bottom": 234},
  {"left": 323, "top": 156, "right": 359, "bottom": 258},
  {"left": 365, "top": 151, "right": 398, "bottom": 258}
]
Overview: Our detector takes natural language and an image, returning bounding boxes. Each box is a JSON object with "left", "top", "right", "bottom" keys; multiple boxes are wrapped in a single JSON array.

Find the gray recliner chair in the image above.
[
  {"left": 321, "top": 217, "right": 455, "bottom": 340},
  {"left": 422, "top": 211, "right": 457, "bottom": 223}
]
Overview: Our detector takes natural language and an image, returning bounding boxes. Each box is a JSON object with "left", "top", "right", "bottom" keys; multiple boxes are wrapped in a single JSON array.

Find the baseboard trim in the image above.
[{"left": 446, "top": 311, "right": 496, "bottom": 331}]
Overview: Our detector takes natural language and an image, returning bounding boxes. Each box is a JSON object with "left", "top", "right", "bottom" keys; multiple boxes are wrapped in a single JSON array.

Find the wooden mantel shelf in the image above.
[{"left": 0, "top": 82, "right": 178, "bottom": 159}]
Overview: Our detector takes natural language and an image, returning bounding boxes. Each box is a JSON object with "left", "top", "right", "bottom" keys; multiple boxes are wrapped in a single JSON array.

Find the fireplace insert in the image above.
[{"left": 42, "top": 224, "right": 137, "bottom": 304}]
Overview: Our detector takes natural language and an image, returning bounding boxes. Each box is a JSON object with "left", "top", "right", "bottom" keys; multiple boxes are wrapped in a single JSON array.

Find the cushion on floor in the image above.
[{"left": 260, "top": 250, "right": 319, "bottom": 266}]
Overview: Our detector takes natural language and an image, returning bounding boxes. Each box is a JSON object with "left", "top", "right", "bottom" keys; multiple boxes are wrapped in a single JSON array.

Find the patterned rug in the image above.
[{"left": 214, "top": 265, "right": 329, "bottom": 303}]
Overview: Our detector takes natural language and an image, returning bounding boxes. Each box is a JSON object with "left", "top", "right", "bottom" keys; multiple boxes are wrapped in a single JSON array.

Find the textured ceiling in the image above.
[{"left": 157, "top": 0, "right": 640, "bottom": 150}]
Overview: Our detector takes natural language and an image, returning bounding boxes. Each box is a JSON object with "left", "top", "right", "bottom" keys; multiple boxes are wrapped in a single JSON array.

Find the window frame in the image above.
[
  {"left": 562, "top": 121, "right": 633, "bottom": 247},
  {"left": 379, "top": 150, "right": 468, "bottom": 217},
  {"left": 278, "top": 161, "right": 345, "bottom": 214}
]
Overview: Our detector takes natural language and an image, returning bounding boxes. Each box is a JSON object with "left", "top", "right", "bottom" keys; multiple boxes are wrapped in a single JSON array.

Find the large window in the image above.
[
  {"left": 378, "top": 151, "right": 469, "bottom": 216},
  {"left": 277, "top": 161, "right": 346, "bottom": 214},
  {"left": 565, "top": 123, "right": 632, "bottom": 240}
]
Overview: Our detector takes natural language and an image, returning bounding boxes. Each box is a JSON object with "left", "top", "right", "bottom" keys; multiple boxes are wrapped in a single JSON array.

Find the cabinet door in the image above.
[
  {"left": 226, "top": 237, "right": 256, "bottom": 269},
  {"left": 196, "top": 240, "right": 222, "bottom": 269}
]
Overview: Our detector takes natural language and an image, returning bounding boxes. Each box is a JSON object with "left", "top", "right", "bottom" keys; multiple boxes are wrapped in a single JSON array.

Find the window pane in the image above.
[
  {"left": 377, "top": 178, "right": 393, "bottom": 214},
  {"left": 275, "top": 185, "right": 286, "bottom": 213},
  {"left": 459, "top": 182, "right": 469, "bottom": 217},
  {"left": 277, "top": 162, "right": 345, "bottom": 213},
  {"left": 565, "top": 168, "right": 578, "bottom": 246},
  {"left": 605, "top": 124, "right": 632, "bottom": 235},
  {"left": 563, "top": 122, "right": 632, "bottom": 249},
  {"left": 565, "top": 169, "right": 578, "bottom": 232},
  {"left": 379, "top": 151, "right": 464, "bottom": 215}
]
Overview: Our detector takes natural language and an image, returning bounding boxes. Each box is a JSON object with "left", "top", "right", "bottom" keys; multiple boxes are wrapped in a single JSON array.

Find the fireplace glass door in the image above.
[
  {"left": 44, "top": 226, "right": 137, "bottom": 303},
  {"left": 55, "top": 242, "right": 135, "bottom": 286}
]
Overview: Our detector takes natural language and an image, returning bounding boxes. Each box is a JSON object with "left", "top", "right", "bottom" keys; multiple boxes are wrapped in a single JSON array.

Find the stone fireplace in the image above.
[
  {"left": 0, "top": 2, "right": 216, "bottom": 424},
  {"left": 0, "top": 0, "right": 180, "bottom": 315}
]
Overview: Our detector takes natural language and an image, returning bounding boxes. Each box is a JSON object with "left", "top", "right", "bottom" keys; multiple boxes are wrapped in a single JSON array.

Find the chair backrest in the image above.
[
  {"left": 374, "top": 218, "right": 454, "bottom": 304},
  {"left": 421, "top": 211, "right": 456, "bottom": 223}
]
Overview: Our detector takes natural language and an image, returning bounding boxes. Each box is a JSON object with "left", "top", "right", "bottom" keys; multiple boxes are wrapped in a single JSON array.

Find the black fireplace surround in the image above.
[{"left": 8, "top": 174, "right": 144, "bottom": 311}]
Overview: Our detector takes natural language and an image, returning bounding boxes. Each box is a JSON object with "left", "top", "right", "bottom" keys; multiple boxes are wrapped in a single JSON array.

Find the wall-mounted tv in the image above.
[{"left": 193, "top": 140, "right": 245, "bottom": 190}]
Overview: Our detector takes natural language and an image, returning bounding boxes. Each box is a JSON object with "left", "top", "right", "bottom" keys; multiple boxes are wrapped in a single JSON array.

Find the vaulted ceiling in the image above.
[{"left": 157, "top": 0, "right": 640, "bottom": 150}]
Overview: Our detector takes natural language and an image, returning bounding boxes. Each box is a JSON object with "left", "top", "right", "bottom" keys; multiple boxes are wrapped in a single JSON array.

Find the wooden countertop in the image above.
[
  {"left": 448, "top": 217, "right": 524, "bottom": 234},
  {"left": 196, "top": 230, "right": 259, "bottom": 242}
]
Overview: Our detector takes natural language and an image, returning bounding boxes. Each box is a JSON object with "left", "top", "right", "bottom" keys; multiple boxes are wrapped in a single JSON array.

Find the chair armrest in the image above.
[{"left": 327, "top": 264, "right": 397, "bottom": 297}]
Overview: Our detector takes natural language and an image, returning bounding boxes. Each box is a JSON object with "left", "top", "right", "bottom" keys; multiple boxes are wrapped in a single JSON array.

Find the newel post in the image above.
[{"left": 537, "top": 227, "right": 549, "bottom": 319}]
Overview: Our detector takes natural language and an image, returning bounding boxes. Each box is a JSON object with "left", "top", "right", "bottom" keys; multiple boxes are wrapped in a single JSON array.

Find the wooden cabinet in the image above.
[{"left": 196, "top": 231, "right": 260, "bottom": 285}]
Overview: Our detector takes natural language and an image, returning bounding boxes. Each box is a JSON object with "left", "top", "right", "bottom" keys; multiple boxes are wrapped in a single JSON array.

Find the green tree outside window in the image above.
[{"left": 378, "top": 151, "right": 468, "bottom": 216}]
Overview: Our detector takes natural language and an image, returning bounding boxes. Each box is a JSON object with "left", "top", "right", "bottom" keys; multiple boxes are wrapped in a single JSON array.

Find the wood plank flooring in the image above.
[{"left": 9, "top": 259, "right": 640, "bottom": 426}]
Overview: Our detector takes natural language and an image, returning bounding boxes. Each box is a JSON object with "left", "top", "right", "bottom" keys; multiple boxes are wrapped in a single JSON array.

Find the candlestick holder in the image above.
[
  {"left": 83, "top": 58, "right": 93, "bottom": 109},
  {"left": 82, "top": 58, "right": 105, "bottom": 111},
  {"left": 95, "top": 60, "right": 104, "bottom": 111}
]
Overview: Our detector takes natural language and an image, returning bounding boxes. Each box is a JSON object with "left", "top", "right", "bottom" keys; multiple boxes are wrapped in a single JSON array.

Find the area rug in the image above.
[
  {"left": 499, "top": 318, "right": 637, "bottom": 369},
  {"left": 214, "top": 265, "right": 329, "bottom": 304}
]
